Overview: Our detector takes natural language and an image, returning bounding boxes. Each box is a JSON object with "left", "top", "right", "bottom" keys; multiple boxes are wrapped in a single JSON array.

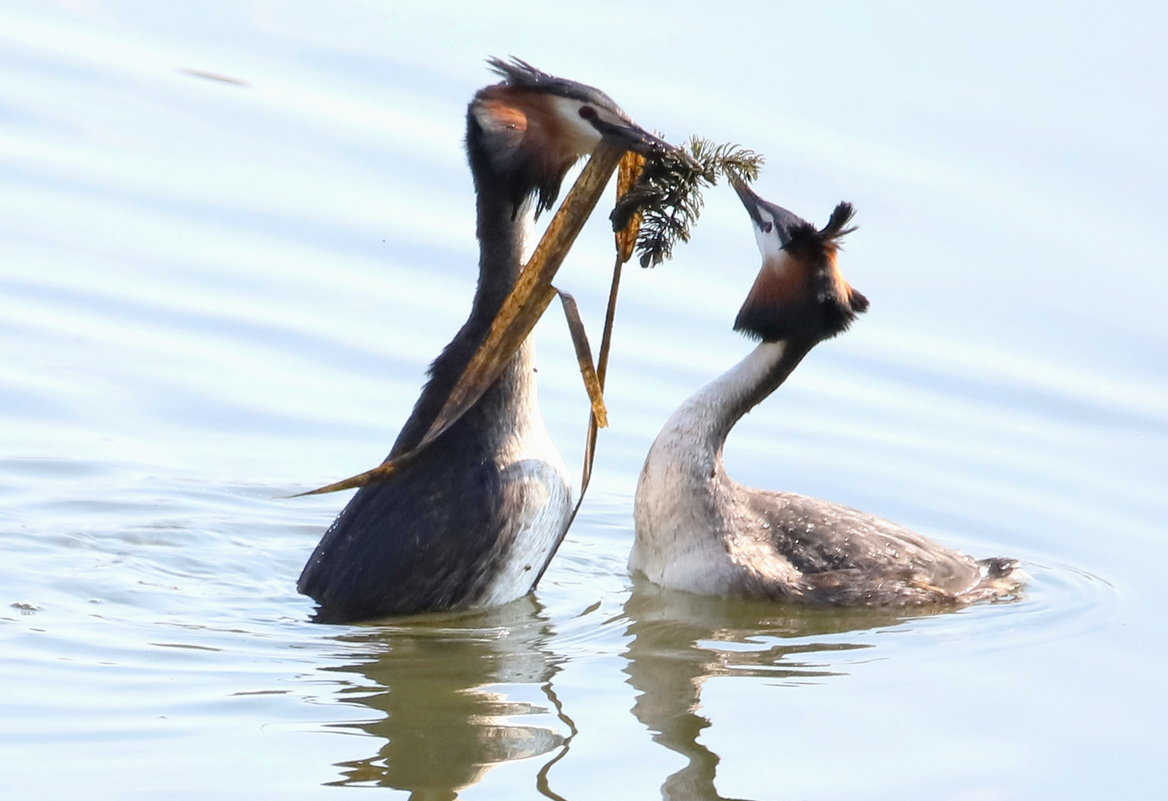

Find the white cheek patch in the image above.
[
  {"left": 753, "top": 208, "right": 785, "bottom": 260},
  {"left": 550, "top": 96, "right": 604, "bottom": 150}
]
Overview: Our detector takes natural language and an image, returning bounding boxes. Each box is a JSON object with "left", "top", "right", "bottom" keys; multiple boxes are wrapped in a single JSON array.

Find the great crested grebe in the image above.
[
  {"left": 632, "top": 178, "right": 1022, "bottom": 605},
  {"left": 299, "top": 58, "right": 668, "bottom": 622}
]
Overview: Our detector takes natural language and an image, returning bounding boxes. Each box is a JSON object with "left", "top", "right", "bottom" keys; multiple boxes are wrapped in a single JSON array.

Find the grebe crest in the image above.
[{"left": 631, "top": 178, "right": 1022, "bottom": 607}]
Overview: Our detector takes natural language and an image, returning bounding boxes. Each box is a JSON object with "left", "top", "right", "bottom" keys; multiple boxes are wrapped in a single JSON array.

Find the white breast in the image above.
[
  {"left": 631, "top": 343, "right": 788, "bottom": 595},
  {"left": 476, "top": 342, "right": 574, "bottom": 607}
]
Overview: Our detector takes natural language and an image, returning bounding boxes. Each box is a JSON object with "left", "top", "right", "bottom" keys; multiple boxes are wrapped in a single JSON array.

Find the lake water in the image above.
[{"left": 2, "top": 3, "right": 1166, "bottom": 799}]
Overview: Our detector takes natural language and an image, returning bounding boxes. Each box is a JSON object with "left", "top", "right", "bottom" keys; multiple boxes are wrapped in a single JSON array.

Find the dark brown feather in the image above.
[
  {"left": 734, "top": 213, "right": 867, "bottom": 343},
  {"left": 468, "top": 86, "right": 584, "bottom": 217}
]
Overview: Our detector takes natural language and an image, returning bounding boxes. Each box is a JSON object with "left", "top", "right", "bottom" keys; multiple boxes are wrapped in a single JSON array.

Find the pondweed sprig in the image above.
[{"left": 612, "top": 136, "right": 764, "bottom": 268}]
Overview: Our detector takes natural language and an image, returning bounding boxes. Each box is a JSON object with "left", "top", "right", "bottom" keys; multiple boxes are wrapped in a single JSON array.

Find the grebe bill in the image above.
[
  {"left": 299, "top": 59, "right": 669, "bottom": 622},
  {"left": 632, "top": 178, "right": 1022, "bottom": 606}
]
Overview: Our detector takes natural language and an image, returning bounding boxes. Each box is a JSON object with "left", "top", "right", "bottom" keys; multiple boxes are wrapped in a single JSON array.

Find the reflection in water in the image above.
[
  {"left": 621, "top": 579, "right": 925, "bottom": 801},
  {"left": 316, "top": 597, "right": 571, "bottom": 799}
]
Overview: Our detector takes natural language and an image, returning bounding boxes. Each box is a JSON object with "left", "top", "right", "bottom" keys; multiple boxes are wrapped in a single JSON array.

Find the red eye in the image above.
[
  {"left": 763, "top": 222, "right": 773, "bottom": 233},
  {"left": 578, "top": 105, "right": 597, "bottom": 120}
]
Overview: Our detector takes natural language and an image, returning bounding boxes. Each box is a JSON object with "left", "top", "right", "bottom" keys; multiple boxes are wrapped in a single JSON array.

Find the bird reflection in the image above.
[
  {"left": 621, "top": 578, "right": 926, "bottom": 801},
  {"left": 316, "top": 597, "right": 571, "bottom": 799}
]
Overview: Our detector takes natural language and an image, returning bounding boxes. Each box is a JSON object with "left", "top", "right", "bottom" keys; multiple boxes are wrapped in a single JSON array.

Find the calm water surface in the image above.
[{"left": 2, "top": 3, "right": 1166, "bottom": 799}]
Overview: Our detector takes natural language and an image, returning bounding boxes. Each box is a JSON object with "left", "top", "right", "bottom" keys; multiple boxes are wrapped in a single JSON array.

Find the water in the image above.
[{"left": 2, "top": 2, "right": 1166, "bottom": 799}]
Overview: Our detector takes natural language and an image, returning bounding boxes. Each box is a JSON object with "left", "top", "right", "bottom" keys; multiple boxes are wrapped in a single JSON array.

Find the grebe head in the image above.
[
  {"left": 468, "top": 57, "right": 671, "bottom": 217},
  {"left": 729, "top": 176, "right": 869, "bottom": 344}
]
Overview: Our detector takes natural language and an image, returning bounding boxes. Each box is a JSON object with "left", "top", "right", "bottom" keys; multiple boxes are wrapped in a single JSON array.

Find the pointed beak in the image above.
[
  {"left": 583, "top": 111, "right": 685, "bottom": 161},
  {"left": 730, "top": 175, "right": 803, "bottom": 247},
  {"left": 589, "top": 117, "right": 675, "bottom": 156},
  {"left": 730, "top": 175, "right": 768, "bottom": 229}
]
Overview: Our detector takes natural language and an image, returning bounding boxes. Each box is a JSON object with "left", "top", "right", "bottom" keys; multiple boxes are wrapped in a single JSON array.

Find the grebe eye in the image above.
[
  {"left": 763, "top": 222, "right": 773, "bottom": 233},
  {"left": 578, "top": 105, "right": 597, "bottom": 120}
]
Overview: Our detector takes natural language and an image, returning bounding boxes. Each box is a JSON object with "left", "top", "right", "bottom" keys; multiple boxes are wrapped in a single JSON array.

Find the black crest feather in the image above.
[
  {"left": 734, "top": 203, "right": 866, "bottom": 343},
  {"left": 821, "top": 202, "right": 858, "bottom": 242}
]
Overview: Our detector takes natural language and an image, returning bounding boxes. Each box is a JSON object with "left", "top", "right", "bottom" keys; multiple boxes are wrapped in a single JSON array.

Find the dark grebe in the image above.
[
  {"left": 299, "top": 59, "right": 667, "bottom": 622},
  {"left": 631, "top": 177, "right": 1022, "bottom": 605}
]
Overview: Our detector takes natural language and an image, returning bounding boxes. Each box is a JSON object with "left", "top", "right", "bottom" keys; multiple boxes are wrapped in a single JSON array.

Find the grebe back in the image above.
[
  {"left": 299, "top": 59, "right": 668, "bottom": 622},
  {"left": 632, "top": 177, "right": 1022, "bottom": 606}
]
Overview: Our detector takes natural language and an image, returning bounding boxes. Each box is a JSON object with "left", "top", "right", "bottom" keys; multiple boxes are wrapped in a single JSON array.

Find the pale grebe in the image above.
[
  {"left": 631, "top": 177, "right": 1021, "bottom": 605},
  {"left": 299, "top": 59, "right": 668, "bottom": 622}
]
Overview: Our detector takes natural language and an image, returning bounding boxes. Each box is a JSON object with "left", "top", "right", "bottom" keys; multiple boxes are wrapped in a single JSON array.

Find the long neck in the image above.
[
  {"left": 469, "top": 190, "right": 531, "bottom": 327},
  {"left": 660, "top": 338, "right": 814, "bottom": 469},
  {"left": 388, "top": 191, "right": 538, "bottom": 458}
]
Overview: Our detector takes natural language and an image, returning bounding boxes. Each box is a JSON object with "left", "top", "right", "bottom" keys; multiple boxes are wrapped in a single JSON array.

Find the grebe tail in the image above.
[
  {"left": 632, "top": 177, "right": 1022, "bottom": 606},
  {"left": 300, "top": 59, "right": 667, "bottom": 622}
]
